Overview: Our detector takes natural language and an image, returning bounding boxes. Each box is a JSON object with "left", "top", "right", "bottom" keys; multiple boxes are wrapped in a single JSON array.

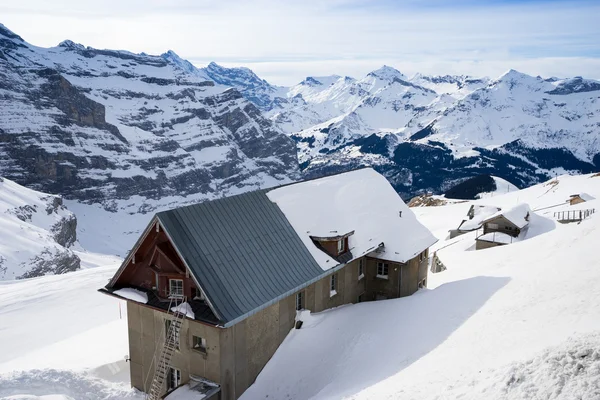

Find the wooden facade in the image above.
[{"left": 114, "top": 223, "right": 201, "bottom": 301}]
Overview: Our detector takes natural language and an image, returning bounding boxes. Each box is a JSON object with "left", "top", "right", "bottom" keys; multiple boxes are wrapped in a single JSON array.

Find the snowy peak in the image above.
[
  {"left": 491, "top": 69, "right": 544, "bottom": 89},
  {"left": 204, "top": 61, "right": 269, "bottom": 89},
  {"left": 160, "top": 50, "right": 208, "bottom": 79},
  {"left": 57, "top": 40, "right": 86, "bottom": 51},
  {"left": 367, "top": 65, "right": 406, "bottom": 81},
  {"left": 299, "top": 75, "right": 342, "bottom": 87}
]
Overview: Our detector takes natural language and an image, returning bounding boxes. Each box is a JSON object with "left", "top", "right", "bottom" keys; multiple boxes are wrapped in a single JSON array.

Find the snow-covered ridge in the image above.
[
  {"left": 0, "top": 177, "right": 80, "bottom": 280},
  {"left": 197, "top": 58, "right": 599, "bottom": 199}
]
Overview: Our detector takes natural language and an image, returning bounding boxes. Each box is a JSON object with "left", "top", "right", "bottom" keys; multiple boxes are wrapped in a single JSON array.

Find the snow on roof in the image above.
[
  {"left": 164, "top": 385, "right": 207, "bottom": 400},
  {"left": 457, "top": 205, "right": 501, "bottom": 231},
  {"left": 113, "top": 288, "right": 148, "bottom": 304},
  {"left": 483, "top": 203, "right": 532, "bottom": 229},
  {"left": 267, "top": 168, "right": 437, "bottom": 269},
  {"left": 171, "top": 302, "right": 195, "bottom": 319},
  {"left": 571, "top": 193, "right": 595, "bottom": 202}
]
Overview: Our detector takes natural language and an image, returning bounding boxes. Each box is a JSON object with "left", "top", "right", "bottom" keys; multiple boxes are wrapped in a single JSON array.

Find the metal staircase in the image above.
[{"left": 145, "top": 296, "right": 187, "bottom": 400}]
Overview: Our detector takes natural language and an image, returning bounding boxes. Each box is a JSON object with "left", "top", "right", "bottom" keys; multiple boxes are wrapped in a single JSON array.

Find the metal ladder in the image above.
[{"left": 145, "top": 296, "right": 187, "bottom": 400}]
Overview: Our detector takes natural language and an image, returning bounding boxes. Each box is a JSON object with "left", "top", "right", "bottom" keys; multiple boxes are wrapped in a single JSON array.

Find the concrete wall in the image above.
[
  {"left": 217, "top": 259, "right": 367, "bottom": 399},
  {"left": 365, "top": 257, "right": 401, "bottom": 300},
  {"left": 127, "top": 302, "right": 222, "bottom": 397}
]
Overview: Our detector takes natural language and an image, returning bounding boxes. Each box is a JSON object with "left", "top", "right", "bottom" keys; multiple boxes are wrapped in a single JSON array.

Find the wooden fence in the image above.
[{"left": 553, "top": 208, "right": 595, "bottom": 223}]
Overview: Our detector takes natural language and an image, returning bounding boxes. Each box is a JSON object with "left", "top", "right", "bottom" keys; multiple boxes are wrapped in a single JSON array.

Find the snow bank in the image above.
[
  {"left": 267, "top": 168, "right": 437, "bottom": 269},
  {"left": 171, "top": 302, "right": 195, "bottom": 319},
  {"left": 0, "top": 369, "right": 139, "bottom": 400},
  {"left": 114, "top": 288, "right": 148, "bottom": 304},
  {"left": 0, "top": 266, "right": 127, "bottom": 373}
]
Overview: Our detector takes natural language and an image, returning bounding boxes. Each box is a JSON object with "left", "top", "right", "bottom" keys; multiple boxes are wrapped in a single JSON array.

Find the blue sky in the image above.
[{"left": 1, "top": 0, "right": 599, "bottom": 84}]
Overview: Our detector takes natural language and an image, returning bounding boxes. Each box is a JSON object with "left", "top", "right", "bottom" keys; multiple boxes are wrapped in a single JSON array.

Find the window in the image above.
[
  {"left": 165, "top": 319, "right": 180, "bottom": 350},
  {"left": 168, "top": 367, "right": 181, "bottom": 390},
  {"left": 376, "top": 262, "right": 389, "bottom": 279},
  {"left": 330, "top": 274, "right": 337, "bottom": 297},
  {"left": 487, "top": 223, "right": 499, "bottom": 229},
  {"left": 190, "top": 287, "right": 205, "bottom": 301},
  {"left": 337, "top": 239, "right": 345, "bottom": 254},
  {"left": 192, "top": 335, "right": 207, "bottom": 353},
  {"left": 296, "top": 291, "right": 304, "bottom": 311},
  {"left": 169, "top": 279, "right": 184, "bottom": 298},
  {"left": 358, "top": 259, "right": 364, "bottom": 280}
]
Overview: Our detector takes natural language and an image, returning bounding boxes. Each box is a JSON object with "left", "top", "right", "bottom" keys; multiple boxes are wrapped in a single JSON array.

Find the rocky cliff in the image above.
[
  {"left": 0, "top": 24, "right": 299, "bottom": 210},
  {"left": 0, "top": 176, "right": 80, "bottom": 280}
]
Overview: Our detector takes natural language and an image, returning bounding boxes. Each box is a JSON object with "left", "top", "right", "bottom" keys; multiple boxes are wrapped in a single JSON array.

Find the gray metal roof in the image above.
[{"left": 156, "top": 189, "right": 325, "bottom": 327}]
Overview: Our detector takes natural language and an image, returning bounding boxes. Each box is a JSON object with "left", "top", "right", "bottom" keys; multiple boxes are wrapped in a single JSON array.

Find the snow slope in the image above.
[
  {"left": 0, "top": 261, "right": 140, "bottom": 399},
  {"left": 241, "top": 173, "right": 600, "bottom": 400},
  {"left": 477, "top": 176, "right": 520, "bottom": 199}
]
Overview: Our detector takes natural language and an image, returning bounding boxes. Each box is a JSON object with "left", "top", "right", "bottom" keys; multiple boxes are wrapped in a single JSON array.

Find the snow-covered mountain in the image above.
[
  {"left": 203, "top": 64, "right": 600, "bottom": 198},
  {"left": 0, "top": 176, "right": 80, "bottom": 279},
  {"left": 1, "top": 23, "right": 599, "bottom": 256},
  {"left": 0, "top": 24, "right": 298, "bottom": 212}
]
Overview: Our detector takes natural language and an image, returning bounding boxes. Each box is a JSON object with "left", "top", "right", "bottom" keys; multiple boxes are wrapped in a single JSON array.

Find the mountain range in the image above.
[{"left": 1, "top": 23, "right": 599, "bottom": 257}]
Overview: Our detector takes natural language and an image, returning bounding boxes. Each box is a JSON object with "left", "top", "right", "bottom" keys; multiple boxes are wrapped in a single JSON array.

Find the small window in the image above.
[
  {"left": 358, "top": 259, "right": 364, "bottom": 280},
  {"left": 337, "top": 239, "right": 345, "bottom": 254},
  {"left": 376, "top": 262, "right": 389, "bottom": 279},
  {"left": 487, "top": 223, "right": 499, "bottom": 229},
  {"left": 330, "top": 274, "right": 337, "bottom": 297},
  {"left": 296, "top": 291, "right": 304, "bottom": 311},
  {"left": 169, "top": 279, "right": 184, "bottom": 298},
  {"left": 165, "top": 319, "right": 180, "bottom": 350},
  {"left": 168, "top": 367, "right": 181, "bottom": 390},
  {"left": 193, "top": 335, "right": 207, "bottom": 353},
  {"left": 190, "top": 287, "right": 205, "bottom": 301}
]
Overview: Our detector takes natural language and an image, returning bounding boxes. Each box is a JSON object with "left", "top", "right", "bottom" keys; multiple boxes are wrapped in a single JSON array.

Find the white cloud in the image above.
[{"left": 2, "top": 0, "right": 599, "bottom": 85}]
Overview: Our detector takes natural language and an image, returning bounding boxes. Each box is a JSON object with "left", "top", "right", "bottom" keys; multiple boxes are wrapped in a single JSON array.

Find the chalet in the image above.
[
  {"left": 448, "top": 204, "right": 501, "bottom": 239},
  {"left": 100, "top": 168, "right": 437, "bottom": 400},
  {"left": 568, "top": 193, "right": 595, "bottom": 206},
  {"left": 475, "top": 203, "right": 531, "bottom": 250}
]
